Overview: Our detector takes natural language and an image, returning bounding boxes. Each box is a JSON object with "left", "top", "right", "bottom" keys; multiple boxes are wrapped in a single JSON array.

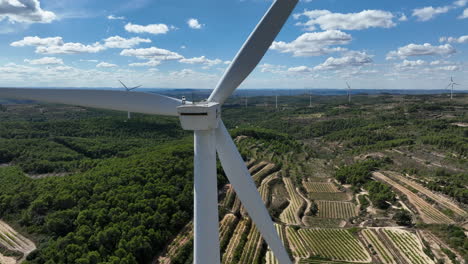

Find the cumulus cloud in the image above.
[
  {"left": 395, "top": 59, "right": 426, "bottom": 70},
  {"left": 314, "top": 51, "right": 373, "bottom": 71},
  {"left": 24, "top": 56, "right": 63, "bottom": 65},
  {"left": 454, "top": 0, "right": 468, "bottom": 7},
  {"left": 96, "top": 62, "right": 117, "bottom": 68},
  {"left": 107, "top": 14, "right": 125, "bottom": 20},
  {"left": 0, "top": 0, "right": 56, "bottom": 23},
  {"left": 459, "top": 8, "right": 468, "bottom": 18},
  {"left": 440, "top": 35, "right": 468, "bottom": 43},
  {"left": 103, "top": 36, "right": 151, "bottom": 48},
  {"left": 386, "top": 43, "right": 456, "bottom": 60},
  {"left": 287, "top": 66, "right": 314, "bottom": 73},
  {"left": 129, "top": 60, "right": 161, "bottom": 67},
  {"left": 120, "top": 47, "right": 183, "bottom": 60},
  {"left": 187, "top": 18, "right": 203, "bottom": 29},
  {"left": 295, "top": 9, "right": 396, "bottom": 31},
  {"left": 179, "top": 56, "right": 222, "bottom": 67},
  {"left": 11, "top": 36, "right": 63, "bottom": 47},
  {"left": 271, "top": 30, "right": 351, "bottom": 57},
  {"left": 11, "top": 36, "right": 106, "bottom": 54},
  {"left": 412, "top": 6, "right": 450, "bottom": 21},
  {"left": 124, "top": 22, "right": 170, "bottom": 34},
  {"left": 259, "top": 63, "right": 286, "bottom": 74}
]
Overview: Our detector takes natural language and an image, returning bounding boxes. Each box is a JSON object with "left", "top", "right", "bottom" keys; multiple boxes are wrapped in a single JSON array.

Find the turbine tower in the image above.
[
  {"left": 346, "top": 82, "right": 351, "bottom": 104},
  {"left": 446, "top": 77, "right": 460, "bottom": 100},
  {"left": 0, "top": 1, "right": 298, "bottom": 263},
  {"left": 119, "top": 80, "right": 141, "bottom": 119}
]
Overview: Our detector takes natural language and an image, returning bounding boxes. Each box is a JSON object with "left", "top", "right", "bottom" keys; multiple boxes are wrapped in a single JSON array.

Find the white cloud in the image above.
[
  {"left": 96, "top": 62, "right": 118, "bottom": 68},
  {"left": 259, "top": 63, "right": 286, "bottom": 73},
  {"left": 187, "top": 18, "right": 203, "bottom": 29},
  {"left": 24, "top": 56, "right": 63, "bottom": 65},
  {"left": 79, "top": 59, "right": 98, "bottom": 63},
  {"left": 129, "top": 60, "right": 161, "bottom": 67},
  {"left": 287, "top": 66, "right": 314, "bottom": 73},
  {"left": 295, "top": 9, "right": 396, "bottom": 31},
  {"left": 124, "top": 22, "right": 170, "bottom": 34},
  {"left": 395, "top": 59, "right": 426, "bottom": 70},
  {"left": 412, "top": 6, "right": 450, "bottom": 21},
  {"left": 120, "top": 47, "right": 183, "bottom": 60},
  {"left": 36, "top": 42, "right": 105, "bottom": 54},
  {"left": 271, "top": 30, "right": 351, "bottom": 57},
  {"left": 314, "top": 51, "right": 373, "bottom": 71},
  {"left": 103, "top": 36, "right": 151, "bottom": 48},
  {"left": 11, "top": 36, "right": 63, "bottom": 47},
  {"left": 437, "top": 65, "right": 460, "bottom": 71},
  {"left": 386, "top": 43, "right": 456, "bottom": 60},
  {"left": 454, "top": 0, "right": 468, "bottom": 7},
  {"left": 0, "top": 0, "right": 56, "bottom": 23},
  {"left": 459, "top": 8, "right": 468, "bottom": 18},
  {"left": 179, "top": 56, "right": 222, "bottom": 67},
  {"left": 440, "top": 35, "right": 468, "bottom": 43},
  {"left": 399, "top": 14, "right": 408, "bottom": 21},
  {"left": 11, "top": 36, "right": 106, "bottom": 54},
  {"left": 107, "top": 14, "right": 125, "bottom": 20}
]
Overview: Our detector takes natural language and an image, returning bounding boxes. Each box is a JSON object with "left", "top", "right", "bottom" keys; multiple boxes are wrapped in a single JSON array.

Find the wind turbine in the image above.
[
  {"left": 346, "top": 82, "right": 351, "bottom": 104},
  {"left": 119, "top": 80, "right": 141, "bottom": 119},
  {"left": 446, "top": 77, "right": 460, "bottom": 100},
  {"left": 0, "top": 0, "right": 298, "bottom": 263}
]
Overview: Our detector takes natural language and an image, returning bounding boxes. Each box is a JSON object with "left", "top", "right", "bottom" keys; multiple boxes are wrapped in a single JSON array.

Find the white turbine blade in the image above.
[
  {"left": 215, "top": 121, "right": 292, "bottom": 264},
  {"left": 208, "top": 0, "right": 298, "bottom": 104},
  {"left": 0, "top": 88, "right": 182, "bottom": 116},
  {"left": 445, "top": 84, "right": 452, "bottom": 89},
  {"left": 119, "top": 80, "right": 128, "bottom": 90}
]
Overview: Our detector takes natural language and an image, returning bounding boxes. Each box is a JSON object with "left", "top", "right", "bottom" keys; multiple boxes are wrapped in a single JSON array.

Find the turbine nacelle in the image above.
[{"left": 177, "top": 102, "right": 221, "bottom": 131}]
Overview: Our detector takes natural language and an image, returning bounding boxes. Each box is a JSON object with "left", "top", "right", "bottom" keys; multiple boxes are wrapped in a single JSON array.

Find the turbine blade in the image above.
[
  {"left": 208, "top": 0, "right": 298, "bottom": 104},
  {"left": 215, "top": 121, "right": 292, "bottom": 264},
  {"left": 0, "top": 88, "right": 182, "bottom": 116},
  {"left": 129, "top": 85, "right": 142, "bottom": 91},
  {"left": 119, "top": 80, "right": 128, "bottom": 90}
]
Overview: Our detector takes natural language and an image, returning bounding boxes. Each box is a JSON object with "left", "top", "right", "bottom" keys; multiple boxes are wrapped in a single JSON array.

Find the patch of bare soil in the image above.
[
  {"left": 0, "top": 220, "right": 36, "bottom": 264},
  {"left": 27, "top": 172, "right": 71, "bottom": 179}
]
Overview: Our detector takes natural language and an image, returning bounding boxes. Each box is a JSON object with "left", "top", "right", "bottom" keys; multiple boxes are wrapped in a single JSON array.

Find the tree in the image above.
[{"left": 393, "top": 210, "right": 412, "bottom": 226}]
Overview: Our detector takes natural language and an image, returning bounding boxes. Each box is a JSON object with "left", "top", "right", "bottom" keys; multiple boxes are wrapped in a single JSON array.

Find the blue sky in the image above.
[{"left": 0, "top": 0, "right": 467, "bottom": 90}]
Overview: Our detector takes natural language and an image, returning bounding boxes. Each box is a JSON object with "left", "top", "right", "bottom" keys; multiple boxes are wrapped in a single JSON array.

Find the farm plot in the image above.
[
  {"left": 238, "top": 223, "right": 263, "bottom": 264},
  {"left": 285, "top": 227, "right": 309, "bottom": 259},
  {"left": 252, "top": 163, "right": 277, "bottom": 185},
  {"left": 297, "top": 228, "right": 371, "bottom": 263},
  {"left": 222, "top": 219, "right": 249, "bottom": 264},
  {"left": 308, "top": 192, "right": 350, "bottom": 201},
  {"left": 373, "top": 172, "right": 454, "bottom": 224},
  {"left": 303, "top": 218, "right": 345, "bottom": 228},
  {"left": 304, "top": 182, "right": 340, "bottom": 193},
  {"left": 159, "top": 222, "right": 193, "bottom": 264},
  {"left": 0, "top": 220, "right": 36, "bottom": 263},
  {"left": 279, "top": 177, "right": 305, "bottom": 225},
  {"left": 387, "top": 171, "right": 467, "bottom": 218},
  {"left": 299, "top": 260, "right": 368, "bottom": 264},
  {"left": 219, "top": 214, "right": 237, "bottom": 245},
  {"left": 383, "top": 228, "right": 435, "bottom": 264},
  {"left": 361, "top": 229, "right": 396, "bottom": 264},
  {"left": 315, "top": 201, "right": 358, "bottom": 219},
  {"left": 259, "top": 172, "right": 279, "bottom": 207}
]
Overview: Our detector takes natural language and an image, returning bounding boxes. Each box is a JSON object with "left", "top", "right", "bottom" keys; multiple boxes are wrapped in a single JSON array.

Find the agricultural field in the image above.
[
  {"left": 315, "top": 200, "right": 358, "bottom": 219},
  {"left": 303, "top": 182, "right": 340, "bottom": 193},
  {"left": 383, "top": 228, "right": 435, "bottom": 264},
  {"left": 0, "top": 220, "right": 36, "bottom": 264},
  {"left": 373, "top": 172, "right": 455, "bottom": 224},
  {"left": 265, "top": 224, "right": 284, "bottom": 264},
  {"left": 237, "top": 223, "right": 263, "bottom": 264},
  {"left": 222, "top": 219, "right": 249, "bottom": 264},
  {"left": 295, "top": 228, "right": 371, "bottom": 263},
  {"left": 361, "top": 229, "right": 397, "bottom": 264},
  {"left": 386, "top": 171, "right": 467, "bottom": 219},
  {"left": 279, "top": 177, "right": 306, "bottom": 225}
]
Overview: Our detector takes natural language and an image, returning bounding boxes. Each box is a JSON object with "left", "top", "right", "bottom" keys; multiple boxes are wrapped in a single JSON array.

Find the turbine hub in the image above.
[{"left": 177, "top": 102, "right": 221, "bottom": 131}]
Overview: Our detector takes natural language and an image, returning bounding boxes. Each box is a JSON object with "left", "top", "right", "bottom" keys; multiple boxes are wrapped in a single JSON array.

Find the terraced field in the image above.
[
  {"left": 362, "top": 229, "right": 396, "bottom": 264},
  {"left": 0, "top": 220, "right": 36, "bottom": 264},
  {"left": 386, "top": 171, "right": 467, "bottom": 218},
  {"left": 285, "top": 227, "right": 310, "bottom": 259},
  {"left": 308, "top": 192, "right": 350, "bottom": 201},
  {"left": 280, "top": 177, "right": 305, "bottom": 225},
  {"left": 222, "top": 219, "right": 249, "bottom": 264},
  {"left": 373, "top": 172, "right": 454, "bottom": 224},
  {"left": 219, "top": 214, "right": 237, "bottom": 245},
  {"left": 298, "top": 260, "right": 368, "bottom": 264},
  {"left": 315, "top": 201, "right": 358, "bottom": 219},
  {"left": 294, "top": 228, "right": 371, "bottom": 263},
  {"left": 159, "top": 222, "right": 193, "bottom": 264},
  {"left": 259, "top": 172, "right": 279, "bottom": 206},
  {"left": 304, "top": 182, "right": 340, "bottom": 193},
  {"left": 238, "top": 223, "right": 263, "bottom": 264},
  {"left": 383, "top": 228, "right": 435, "bottom": 264}
]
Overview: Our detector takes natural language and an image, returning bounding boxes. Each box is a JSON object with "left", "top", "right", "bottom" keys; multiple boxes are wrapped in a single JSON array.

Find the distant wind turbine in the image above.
[
  {"left": 446, "top": 77, "right": 460, "bottom": 100},
  {"left": 0, "top": 0, "right": 298, "bottom": 263},
  {"left": 346, "top": 82, "right": 351, "bottom": 103},
  {"left": 119, "top": 80, "right": 141, "bottom": 119}
]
